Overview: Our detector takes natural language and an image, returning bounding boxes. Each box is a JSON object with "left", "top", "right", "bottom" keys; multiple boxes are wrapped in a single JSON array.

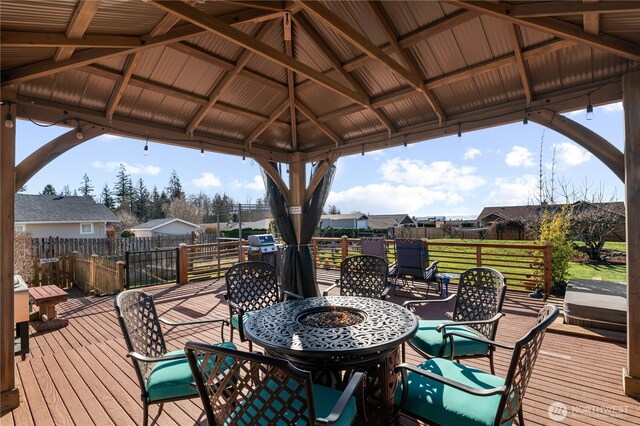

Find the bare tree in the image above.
[
  {"left": 114, "top": 210, "right": 140, "bottom": 234},
  {"left": 162, "top": 197, "right": 202, "bottom": 224},
  {"left": 14, "top": 232, "right": 35, "bottom": 284}
]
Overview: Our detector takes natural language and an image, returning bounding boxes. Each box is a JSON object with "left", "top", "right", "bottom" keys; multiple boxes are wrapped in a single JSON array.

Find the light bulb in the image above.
[
  {"left": 144, "top": 143, "right": 149, "bottom": 156},
  {"left": 523, "top": 116, "right": 528, "bottom": 125},
  {"left": 75, "top": 128, "right": 84, "bottom": 139},
  {"left": 4, "top": 118, "right": 13, "bottom": 128},
  {"left": 586, "top": 104, "right": 594, "bottom": 120},
  {"left": 200, "top": 146, "right": 204, "bottom": 157}
]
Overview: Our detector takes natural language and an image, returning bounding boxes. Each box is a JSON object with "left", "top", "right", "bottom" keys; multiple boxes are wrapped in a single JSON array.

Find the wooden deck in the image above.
[{"left": 2, "top": 277, "right": 639, "bottom": 426}]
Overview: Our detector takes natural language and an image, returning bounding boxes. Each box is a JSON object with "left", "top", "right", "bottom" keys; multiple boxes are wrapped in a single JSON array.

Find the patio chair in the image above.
[
  {"left": 360, "top": 237, "right": 386, "bottom": 258},
  {"left": 225, "top": 261, "right": 300, "bottom": 351},
  {"left": 393, "top": 238, "right": 440, "bottom": 297},
  {"left": 403, "top": 267, "right": 507, "bottom": 373},
  {"left": 395, "top": 305, "right": 559, "bottom": 426},
  {"left": 323, "top": 254, "right": 391, "bottom": 299},
  {"left": 114, "top": 290, "right": 235, "bottom": 426},
  {"left": 185, "top": 341, "right": 367, "bottom": 425}
]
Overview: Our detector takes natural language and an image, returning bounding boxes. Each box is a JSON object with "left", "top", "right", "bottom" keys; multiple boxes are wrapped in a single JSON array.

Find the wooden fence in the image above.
[
  {"left": 311, "top": 237, "right": 552, "bottom": 292},
  {"left": 178, "top": 240, "right": 245, "bottom": 284},
  {"left": 32, "top": 252, "right": 125, "bottom": 295}
]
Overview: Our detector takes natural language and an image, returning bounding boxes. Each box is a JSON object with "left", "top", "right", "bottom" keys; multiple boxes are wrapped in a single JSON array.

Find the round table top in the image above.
[{"left": 244, "top": 296, "right": 418, "bottom": 361}]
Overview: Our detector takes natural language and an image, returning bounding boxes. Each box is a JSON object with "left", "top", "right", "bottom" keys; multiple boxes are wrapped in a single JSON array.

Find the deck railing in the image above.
[
  {"left": 178, "top": 240, "right": 246, "bottom": 284},
  {"left": 312, "top": 237, "right": 552, "bottom": 292}
]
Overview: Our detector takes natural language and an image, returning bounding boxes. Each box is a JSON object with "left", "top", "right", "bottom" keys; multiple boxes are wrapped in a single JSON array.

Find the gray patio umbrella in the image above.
[{"left": 263, "top": 161, "right": 336, "bottom": 298}]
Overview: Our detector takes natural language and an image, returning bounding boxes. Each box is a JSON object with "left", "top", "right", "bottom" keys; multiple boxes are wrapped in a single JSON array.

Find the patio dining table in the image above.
[{"left": 244, "top": 295, "right": 418, "bottom": 424}]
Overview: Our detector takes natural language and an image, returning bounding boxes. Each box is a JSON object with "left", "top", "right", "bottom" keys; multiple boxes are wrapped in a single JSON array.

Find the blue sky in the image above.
[{"left": 16, "top": 103, "right": 625, "bottom": 219}]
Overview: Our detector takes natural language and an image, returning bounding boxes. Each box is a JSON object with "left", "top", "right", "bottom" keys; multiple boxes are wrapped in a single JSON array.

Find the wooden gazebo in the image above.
[{"left": 1, "top": 0, "right": 639, "bottom": 411}]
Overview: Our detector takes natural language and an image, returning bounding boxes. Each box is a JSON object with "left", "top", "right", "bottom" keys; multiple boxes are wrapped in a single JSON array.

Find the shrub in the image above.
[
  {"left": 120, "top": 230, "right": 135, "bottom": 238},
  {"left": 538, "top": 207, "right": 574, "bottom": 296},
  {"left": 14, "top": 232, "right": 35, "bottom": 284}
]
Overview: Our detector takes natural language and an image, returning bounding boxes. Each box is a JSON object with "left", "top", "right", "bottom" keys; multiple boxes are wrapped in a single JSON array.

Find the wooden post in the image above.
[
  {"left": 289, "top": 153, "right": 306, "bottom": 245},
  {"left": 178, "top": 243, "right": 188, "bottom": 285},
  {"left": 341, "top": 236, "right": 349, "bottom": 261},
  {"left": 1, "top": 99, "right": 19, "bottom": 412},
  {"left": 623, "top": 69, "right": 640, "bottom": 397},
  {"left": 543, "top": 242, "right": 553, "bottom": 294},
  {"left": 312, "top": 238, "right": 318, "bottom": 269},
  {"left": 71, "top": 251, "right": 78, "bottom": 286},
  {"left": 89, "top": 254, "right": 98, "bottom": 295},
  {"left": 116, "top": 261, "right": 126, "bottom": 292},
  {"left": 475, "top": 246, "right": 482, "bottom": 266}
]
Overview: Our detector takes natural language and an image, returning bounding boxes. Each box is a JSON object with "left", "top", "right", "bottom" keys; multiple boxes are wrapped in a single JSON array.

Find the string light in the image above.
[
  {"left": 361, "top": 145, "right": 365, "bottom": 156},
  {"left": 144, "top": 137, "right": 149, "bottom": 156},
  {"left": 586, "top": 93, "right": 594, "bottom": 120},
  {"left": 4, "top": 112, "right": 13, "bottom": 128},
  {"left": 75, "top": 121, "right": 83, "bottom": 139},
  {"left": 200, "top": 143, "right": 204, "bottom": 157},
  {"left": 457, "top": 123, "right": 462, "bottom": 138},
  {"left": 523, "top": 109, "right": 528, "bottom": 125}
]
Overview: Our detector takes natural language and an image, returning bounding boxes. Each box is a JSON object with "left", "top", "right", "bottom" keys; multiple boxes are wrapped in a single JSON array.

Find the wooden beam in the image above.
[
  {"left": 149, "top": 0, "right": 368, "bottom": 106},
  {"left": 0, "top": 31, "right": 141, "bottom": 48},
  {"left": 623, "top": 69, "right": 640, "bottom": 398},
  {"left": 105, "top": 54, "right": 140, "bottom": 121},
  {"left": 254, "top": 157, "right": 290, "bottom": 204},
  {"left": 305, "top": 153, "right": 338, "bottom": 204},
  {"left": 342, "top": 9, "right": 479, "bottom": 73},
  {"left": 449, "top": 1, "right": 640, "bottom": 61},
  {"left": 222, "top": 1, "right": 284, "bottom": 12},
  {"left": 245, "top": 101, "right": 290, "bottom": 149},
  {"left": 1, "top": 8, "right": 287, "bottom": 86},
  {"left": 368, "top": 1, "right": 445, "bottom": 123},
  {"left": 297, "top": 0, "right": 424, "bottom": 91},
  {"left": 15, "top": 125, "right": 106, "bottom": 191},
  {"left": 284, "top": 13, "right": 298, "bottom": 151},
  {"left": 0, "top": 100, "right": 18, "bottom": 412},
  {"left": 508, "top": 24, "right": 534, "bottom": 106},
  {"left": 54, "top": 0, "right": 101, "bottom": 61},
  {"left": 288, "top": 152, "right": 305, "bottom": 245},
  {"left": 296, "top": 102, "right": 342, "bottom": 147},
  {"left": 583, "top": 0, "right": 600, "bottom": 35},
  {"left": 509, "top": 1, "right": 640, "bottom": 18},
  {"left": 187, "top": 22, "right": 270, "bottom": 134}
]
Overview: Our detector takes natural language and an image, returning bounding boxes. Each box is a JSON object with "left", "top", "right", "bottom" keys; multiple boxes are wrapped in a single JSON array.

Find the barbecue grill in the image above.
[{"left": 245, "top": 234, "right": 283, "bottom": 275}]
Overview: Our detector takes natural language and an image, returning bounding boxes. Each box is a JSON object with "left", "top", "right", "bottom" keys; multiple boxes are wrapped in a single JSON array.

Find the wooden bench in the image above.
[{"left": 29, "top": 285, "right": 68, "bottom": 321}]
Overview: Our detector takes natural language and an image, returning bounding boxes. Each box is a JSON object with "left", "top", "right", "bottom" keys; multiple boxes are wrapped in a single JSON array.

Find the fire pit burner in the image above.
[{"left": 298, "top": 307, "right": 365, "bottom": 328}]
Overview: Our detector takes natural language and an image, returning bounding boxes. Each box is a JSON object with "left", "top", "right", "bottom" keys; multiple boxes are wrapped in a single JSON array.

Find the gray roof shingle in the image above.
[
  {"left": 15, "top": 195, "right": 119, "bottom": 223},
  {"left": 131, "top": 218, "right": 200, "bottom": 230}
]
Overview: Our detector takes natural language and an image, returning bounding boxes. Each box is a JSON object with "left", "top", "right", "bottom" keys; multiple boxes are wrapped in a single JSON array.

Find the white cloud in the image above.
[
  {"left": 231, "top": 175, "right": 265, "bottom": 191},
  {"left": 602, "top": 102, "right": 623, "bottom": 113},
  {"left": 92, "top": 161, "right": 161, "bottom": 175},
  {"left": 505, "top": 146, "right": 535, "bottom": 168},
  {"left": 554, "top": 142, "right": 592, "bottom": 167},
  {"left": 463, "top": 148, "right": 481, "bottom": 160},
  {"left": 484, "top": 175, "right": 538, "bottom": 206},
  {"left": 192, "top": 172, "right": 222, "bottom": 188},
  {"left": 379, "top": 158, "right": 486, "bottom": 191}
]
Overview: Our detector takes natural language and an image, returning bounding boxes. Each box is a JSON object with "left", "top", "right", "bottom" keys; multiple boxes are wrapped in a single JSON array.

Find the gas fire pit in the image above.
[{"left": 298, "top": 307, "right": 365, "bottom": 328}]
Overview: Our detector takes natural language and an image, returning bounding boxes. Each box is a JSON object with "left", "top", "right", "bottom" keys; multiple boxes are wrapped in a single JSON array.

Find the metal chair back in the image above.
[
  {"left": 339, "top": 254, "right": 389, "bottom": 299},
  {"left": 225, "top": 261, "right": 280, "bottom": 312},
  {"left": 394, "top": 239, "right": 429, "bottom": 279}
]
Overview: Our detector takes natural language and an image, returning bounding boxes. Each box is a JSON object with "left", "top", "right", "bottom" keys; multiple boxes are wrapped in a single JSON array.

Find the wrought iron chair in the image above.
[
  {"left": 225, "top": 261, "right": 300, "bottom": 351},
  {"left": 393, "top": 238, "right": 440, "bottom": 297},
  {"left": 185, "top": 341, "right": 367, "bottom": 425},
  {"left": 114, "top": 290, "right": 234, "bottom": 426},
  {"left": 395, "top": 305, "right": 559, "bottom": 426},
  {"left": 323, "top": 254, "right": 392, "bottom": 299},
  {"left": 403, "top": 267, "right": 507, "bottom": 373}
]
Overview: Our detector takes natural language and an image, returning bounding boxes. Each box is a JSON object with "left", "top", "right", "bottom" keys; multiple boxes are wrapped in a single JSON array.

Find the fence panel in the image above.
[
  {"left": 125, "top": 248, "right": 179, "bottom": 288},
  {"left": 183, "top": 241, "right": 243, "bottom": 283}
]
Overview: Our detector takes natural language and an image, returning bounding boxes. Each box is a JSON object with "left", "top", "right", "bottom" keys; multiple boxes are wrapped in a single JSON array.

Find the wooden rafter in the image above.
[
  {"left": 296, "top": 102, "right": 342, "bottom": 147},
  {"left": 284, "top": 13, "right": 298, "bottom": 151},
  {"left": 449, "top": 1, "right": 640, "bottom": 61},
  {"left": 1, "top": 8, "right": 287, "bottom": 87},
  {"left": 305, "top": 153, "right": 338, "bottom": 204},
  {"left": 368, "top": 1, "right": 445, "bottom": 124},
  {"left": 149, "top": 0, "right": 368, "bottom": 106},
  {"left": 297, "top": 1, "right": 424, "bottom": 90},
  {"left": 295, "top": 13, "right": 395, "bottom": 133},
  {"left": 245, "top": 101, "right": 290, "bottom": 150},
  {"left": 508, "top": 1, "right": 640, "bottom": 17},
  {"left": 583, "top": 0, "right": 600, "bottom": 35},
  {"left": 0, "top": 32, "right": 141, "bottom": 48},
  {"left": 54, "top": 0, "right": 101, "bottom": 61},
  {"left": 508, "top": 24, "right": 534, "bottom": 106},
  {"left": 187, "top": 22, "right": 270, "bottom": 134}
]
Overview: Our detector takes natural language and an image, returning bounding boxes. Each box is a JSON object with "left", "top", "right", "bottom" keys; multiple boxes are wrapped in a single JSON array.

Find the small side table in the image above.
[
  {"left": 29, "top": 285, "right": 68, "bottom": 321},
  {"left": 435, "top": 273, "right": 461, "bottom": 297}
]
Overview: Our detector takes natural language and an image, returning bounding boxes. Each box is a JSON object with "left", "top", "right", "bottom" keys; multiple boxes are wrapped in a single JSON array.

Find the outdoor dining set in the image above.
[{"left": 114, "top": 238, "right": 559, "bottom": 426}]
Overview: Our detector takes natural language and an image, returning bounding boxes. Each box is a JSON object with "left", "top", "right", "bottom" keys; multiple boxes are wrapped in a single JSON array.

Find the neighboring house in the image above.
[
  {"left": 367, "top": 214, "right": 417, "bottom": 229},
  {"left": 130, "top": 218, "right": 200, "bottom": 237},
  {"left": 319, "top": 213, "right": 369, "bottom": 229},
  {"left": 14, "top": 194, "right": 118, "bottom": 238}
]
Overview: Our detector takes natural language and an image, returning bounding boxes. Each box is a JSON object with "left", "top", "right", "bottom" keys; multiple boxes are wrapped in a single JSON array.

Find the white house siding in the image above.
[
  {"left": 132, "top": 229, "right": 153, "bottom": 237},
  {"left": 151, "top": 221, "right": 198, "bottom": 236},
  {"left": 24, "top": 222, "right": 107, "bottom": 238}
]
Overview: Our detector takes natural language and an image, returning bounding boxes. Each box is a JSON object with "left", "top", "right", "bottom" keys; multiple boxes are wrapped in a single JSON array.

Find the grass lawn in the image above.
[{"left": 568, "top": 263, "right": 627, "bottom": 282}]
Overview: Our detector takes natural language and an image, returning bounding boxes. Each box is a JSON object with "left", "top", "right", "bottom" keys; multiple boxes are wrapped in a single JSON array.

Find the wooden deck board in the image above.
[{"left": 7, "top": 277, "right": 640, "bottom": 425}]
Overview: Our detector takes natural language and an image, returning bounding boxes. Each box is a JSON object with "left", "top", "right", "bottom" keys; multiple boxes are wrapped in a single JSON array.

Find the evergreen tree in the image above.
[
  {"left": 113, "top": 164, "right": 132, "bottom": 212},
  {"left": 150, "top": 186, "right": 167, "bottom": 219},
  {"left": 41, "top": 184, "right": 57, "bottom": 195},
  {"left": 212, "top": 193, "right": 235, "bottom": 222},
  {"left": 18, "top": 186, "right": 27, "bottom": 193},
  {"left": 78, "top": 173, "right": 94, "bottom": 197},
  {"left": 100, "top": 183, "right": 115, "bottom": 211},
  {"left": 133, "top": 178, "right": 151, "bottom": 222},
  {"left": 166, "top": 170, "right": 184, "bottom": 201}
]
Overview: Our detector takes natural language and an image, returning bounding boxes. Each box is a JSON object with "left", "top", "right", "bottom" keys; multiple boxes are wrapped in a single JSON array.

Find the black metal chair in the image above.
[
  {"left": 225, "top": 261, "right": 300, "bottom": 350},
  {"left": 393, "top": 238, "right": 440, "bottom": 297},
  {"left": 185, "top": 341, "right": 367, "bottom": 425},
  {"left": 114, "top": 290, "right": 234, "bottom": 426},
  {"left": 323, "top": 254, "right": 392, "bottom": 299},
  {"left": 396, "top": 305, "right": 559, "bottom": 426},
  {"left": 403, "top": 267, "right": 507, "bottom": 373}
]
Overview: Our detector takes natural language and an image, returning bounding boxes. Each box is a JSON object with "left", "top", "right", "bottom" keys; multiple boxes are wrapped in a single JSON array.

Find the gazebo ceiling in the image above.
[{"left": 1, "top": 0, "right": 639, "bottom": 163}]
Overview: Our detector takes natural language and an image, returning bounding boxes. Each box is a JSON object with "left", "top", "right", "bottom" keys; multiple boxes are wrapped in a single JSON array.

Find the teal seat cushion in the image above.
[
  {"left": 395, "top": 358, "right": 511, "bottom": 426},
  {"left": 146, "top": 341, "right": 236, "bottom": 402},
  {"left": 231, "top": 311, "right": 255, "bottom": 329},
  {"left": 410, "top": 320, "right": 490, "bottom": 357},
  {"left": 229, "top": 381, "right": 357, "bottom": 426}
]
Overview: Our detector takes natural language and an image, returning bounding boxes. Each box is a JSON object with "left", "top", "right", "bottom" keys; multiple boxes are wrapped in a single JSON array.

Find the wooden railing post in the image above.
[
  {"left": 89, "top": 254, "right": 98, "bottom": 295},
  {"left": 71, "top": 251, "right": 78, "bottom": 286},
  {"left": 312, "top": 238, "right": 318, "bottom": 269},
  {"left": 116, "top": 261, "right": 126, "bottom": 292},
  {"left": 178, "top": 243, "right": 188, "bottom": 285},
  {"left": 476, "top": 246, "right": 482, "bottom": 266},
  {"left": 543, "top": 242, "right": 553, "bottom": 294},
  {"left": 341, "top": 236, "right": 348, "bottom": 260}
]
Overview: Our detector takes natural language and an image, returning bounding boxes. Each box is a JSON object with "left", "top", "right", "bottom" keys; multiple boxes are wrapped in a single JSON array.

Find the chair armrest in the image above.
[
  {"left": 403, "top": 294, "right": 456, "bottom": 309},
  {"left": 281, "top": 290, "right": 303, "bottom": 300},
  {"left": 316, "top": 371, "right": 366, "bottom": 424},
  {"left": 159, "top": 317, "right": 230, "bottom": 327},
  {"left": 127, "top": 351, "right": 185, "bottom": 363},
  {"left": 380, "top": 284, "right": 392, "bottom": 298},
  {"left": 395, "top": 363, "right": 507, "bottom": 397},
  {"left": 227, "top": 300, "right": 244, "bottom": 314},
  {"left": 441, "top": 331, "right": 515, "bottom": 351},
  {"left": 322, "top": 283, "right": 338, "bottom": 296},
  {"left": 435, "top": 313, "right": 505, "bottom": 332}
]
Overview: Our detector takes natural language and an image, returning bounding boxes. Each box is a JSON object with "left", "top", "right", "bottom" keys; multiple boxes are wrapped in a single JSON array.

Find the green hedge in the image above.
[{"left": 220, "top": 228, "right": 269, "bottom": 239}]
